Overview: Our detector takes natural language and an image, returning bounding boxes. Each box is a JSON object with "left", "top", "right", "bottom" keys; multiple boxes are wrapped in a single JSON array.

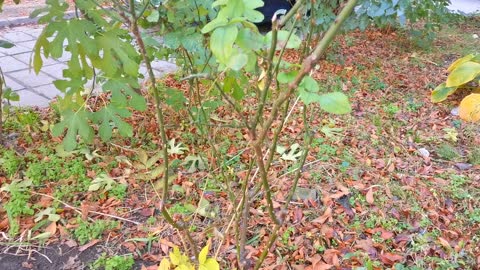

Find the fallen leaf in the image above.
[
  {"left": 79, "top": 239, "right": 100, "bottom": 252},
  {"left": 366, "top": 188, "right": 374, "bottom": 204},
  {"left": 312, "top": 207, "right": 332, "bottom": 224},
  {"left": 379, "top": 252, "right": 403, "bottom": 265}
]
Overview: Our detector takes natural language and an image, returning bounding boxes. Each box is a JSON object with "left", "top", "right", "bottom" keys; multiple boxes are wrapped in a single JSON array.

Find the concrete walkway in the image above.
[{"left": 0, "top": 25, "right": 176, "bottom": 107}]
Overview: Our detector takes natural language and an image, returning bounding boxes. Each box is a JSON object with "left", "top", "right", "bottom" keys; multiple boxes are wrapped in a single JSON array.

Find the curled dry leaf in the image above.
[
  {"left": 312, "top": 207, "right": 332, "bottom": 224},
  {"left": 366, "top": 188, "right": 374, "bottom": 204}
]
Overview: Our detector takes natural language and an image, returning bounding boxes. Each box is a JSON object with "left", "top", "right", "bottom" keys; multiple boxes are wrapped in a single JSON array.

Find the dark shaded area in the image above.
[{"left": 256, "top": 0, "right": 295, "bottom": 25}]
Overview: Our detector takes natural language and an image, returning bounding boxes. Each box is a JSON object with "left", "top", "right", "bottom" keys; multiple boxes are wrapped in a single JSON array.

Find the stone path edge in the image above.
[{"left": 0, "top": 11, "right": 76, "bottom": 29}]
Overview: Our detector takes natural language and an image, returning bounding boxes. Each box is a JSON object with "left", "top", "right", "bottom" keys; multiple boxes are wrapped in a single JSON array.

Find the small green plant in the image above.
[
  {"left": 448, "top": 174, "right": 471, "bottom": 200},
  {"left": 468, "top": 148, "right": 480, "bottom": 165},
  {"left": 384, "top": 103, "right": 400, "bottom": 116},
  {"left": 91, "top": 253, "right": 134, "bottom": 270},
  {"left": 436, "top": 144, "right": 459, "bottom": 161},
  {"left": 73, "top": 219, "right": 118, "bottom": 245},
  {"left": 1, "top": 179, "right": 34, "bottom": 236},
  {"left": 159, "top": 244, "right": 219, "bottom": 270},
  {"left": 0, "top": 149, "right": 22, "bottom": 177}
]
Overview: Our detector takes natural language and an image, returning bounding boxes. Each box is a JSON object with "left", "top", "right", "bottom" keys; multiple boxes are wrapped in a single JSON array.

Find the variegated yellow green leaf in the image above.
[
  {"left": 447, "top": 54, "right": 475, "bottom": 72},
  {"left": 431, "top": 83, "right": 457, "bottom": 103},
  {"left": 446, "top": 61, "right": 480, "bottom": 87}
]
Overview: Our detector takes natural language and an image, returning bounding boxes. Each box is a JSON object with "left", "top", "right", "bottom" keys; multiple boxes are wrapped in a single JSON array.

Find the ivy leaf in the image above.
[
  {"left": 52, "top": 109, "right": 94, "bottom": 151},
  {"left": 93, "top": 103, "right": 133, "bottom": 141},
  {"left": 318, "top": 92, "right": 352, "bottom": 114}
]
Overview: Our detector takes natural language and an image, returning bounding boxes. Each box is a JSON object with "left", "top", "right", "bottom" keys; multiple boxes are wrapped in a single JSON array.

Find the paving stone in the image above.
[
  {"left": 0, "top": 55, "right": 28, "bottom": 72},
  {"left": 7, "top": 69, "right": 53, "bottom": 87},
  {"left": 0, "top": 43, "right": 32, "bottom": 55},
  {"left": 11, "top": 89, "right": 50, "bottom": 107},
  {"left": 2, "top": 31, "right": 36, "bottom": 42},
  {"left": 25, "top": 28, "right": 44, "bottom": 38},
  {"left": 16, "top": 40, "right": 37, "bottom": 50},
  {"left": 39, "top": 63, "right": 68, "bottom": 78},
  {"left": 3, "top": 74, "right": 25, "bottom": 91},
  {"left": 13, "top": 52, "right": 59, "bottom": 66},
  {"left": 32, "top": 85, "right": 64, "bottom": 100}
]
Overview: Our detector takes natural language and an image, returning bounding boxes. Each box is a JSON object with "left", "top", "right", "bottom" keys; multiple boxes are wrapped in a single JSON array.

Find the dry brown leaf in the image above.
[
  {"left": 379, "top": 252, "right": 403, "bottom": 265},
  {"left": 78, "top": 239, "right": 100, "bottom": 252},
  {"left": 438, "top": 237, "right": 451, "bottom": 249},
  {"left": 45, "top": 222, "right": 57, "bottom": 236},
  {"left": 312, "top": 207, "right": 332, "bottom": 224},
  {"left": 366, "top": 188, "right": 374, "bottom": 204}
]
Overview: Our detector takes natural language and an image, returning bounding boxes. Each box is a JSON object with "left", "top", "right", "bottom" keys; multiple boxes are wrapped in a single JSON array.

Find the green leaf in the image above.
[
  {"left": 103, "top": 78, "right": 146, "bottom": 111},
  {"left": 431, "top": 82, "right": 457, "bottom": 103},
  {"left": 0, "top": 40, "right": 14, "bottom": 49},
  {"left": 298, "top": 76, "right": 321, "bottom": 105},
  {"left": 96, "top": 29, "right": 139, "bottom": 77},
  {"left": 93, "top": 103, "right": 133, "bottom": 141},
  {"left": 52, "top": 109, "right": 94, "bottom": 151},
  {"left": 446, "top": 61, "right": 480, "bottom": 87},
  {"left": 223, "top": 76, "right": 244, "bottom": 100},
  {"left": 146, "top": 10, "right": 160, "bottom": 22},
  {"left": 165, "top": 88, "right": 187, "bottom": 111},
  {"left": 210, "top": 25, "right": 238, "bottom": 64},
  {"left": 227, "top": 53, "right": 248, "bottom": 71},
  {"left": 236, "top": 28, "right": 263, "bottom": 51},
  {"left": 318, "top": 92, "right": 352, "bottom": 114},
  {"left": 201, "top": 18, "right": 228, "bottom": 34},
  {"left": 278, "top": 70, "right": 298, "bottom": 84},
  {"left": 38, "top": 20, "right": 98, "bottom": 75},
  {"left": 265, "top": 30, "right": 302, "bottom": 50}
]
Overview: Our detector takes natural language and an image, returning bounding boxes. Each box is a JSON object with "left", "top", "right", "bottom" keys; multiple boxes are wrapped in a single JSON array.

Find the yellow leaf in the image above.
[
  {"left": 447, "top": 54, "right": 474, "bottom": 72},
  {"left": 158, "top": 259, "right": 171, "bottom": 270},
  {"left": 459, "top": 94, "right": 480, "bottom": 122},
  {"left": 446, "top": 61, "right": 480, "bottom": 87},
  {"left": 170, "top": 247, "right": 182, "bottom": 265},
  {"left": 198, "top": 244, "right": 209, "bottom": 264},
  {"left": 200, "top": 258, "right": 220, "bottom": 270}
]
